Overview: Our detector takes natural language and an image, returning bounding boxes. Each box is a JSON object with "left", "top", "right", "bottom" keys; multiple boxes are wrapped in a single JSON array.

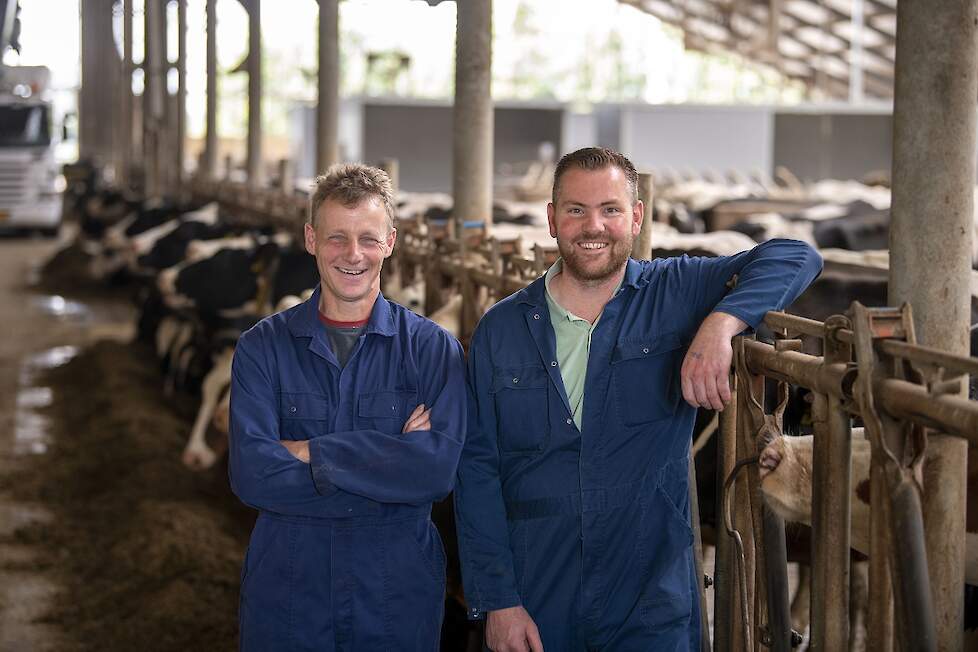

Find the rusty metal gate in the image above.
[{"left": 708, "top": 305, "right": 978, "bottom": 652}]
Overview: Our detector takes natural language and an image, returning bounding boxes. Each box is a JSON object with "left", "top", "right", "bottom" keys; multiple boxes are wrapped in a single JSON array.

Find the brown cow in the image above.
[{"left": 758, "top": 431, "right": 978, "bottom": 585}]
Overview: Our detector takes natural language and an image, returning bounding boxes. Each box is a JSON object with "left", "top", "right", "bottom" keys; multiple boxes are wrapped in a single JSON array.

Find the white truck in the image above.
[{"left": 0, "top": 64, "right": 62, "bottom": 235}]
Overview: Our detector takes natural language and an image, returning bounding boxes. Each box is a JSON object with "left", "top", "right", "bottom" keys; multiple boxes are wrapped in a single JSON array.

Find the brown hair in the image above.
[
  {"left": 309, "top": 163, "right": 396, "bottom": 230},
  {"left": 551, "top": 147, "right": 638, "bottom": 205}
]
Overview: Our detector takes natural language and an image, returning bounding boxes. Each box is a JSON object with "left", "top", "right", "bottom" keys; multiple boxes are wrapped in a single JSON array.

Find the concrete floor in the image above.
[{"left": 0, "top": 234, "right": 134, "bottom": 652}]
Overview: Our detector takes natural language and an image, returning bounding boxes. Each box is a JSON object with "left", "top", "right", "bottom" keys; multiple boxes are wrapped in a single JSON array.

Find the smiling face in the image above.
[
  {"left": 304, "top": 196, "right": 396, "bottom": 319},
  {"left": 547, "top": 165, "right": 643, "bottom": 284}
]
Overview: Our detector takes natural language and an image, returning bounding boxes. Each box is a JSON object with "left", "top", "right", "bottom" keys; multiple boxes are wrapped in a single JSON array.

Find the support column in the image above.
[
  {"left": 888, "top": 0, "right": 977, "bottom": 647},
  {"left": 246, "top": 0, "right": 263, "bottom": 186},
  {"left": 452, "top": 0, "right": 493, "bottom": 232},
  {"left": 631, "top": 173, "right": 654, "bottom": 260},
  {"left": 204, "top": 0, "right": 218, "bottom": 179},
  {"left": 176, "top": 0, "right": 187, "bottom": 191},
  {"left": 316, "top": 0, "right": 339, "bottom": 174},
  {"left": 79, "top": 0, "right": 119, "bottom": 165},
  {"left": 143, "top": 0, "right": 166, "bottom": 197},
  {"left": 119, "top": 0, "right": 134, "bottom": 186},
  {"left": 849, "top": 0, "right": 864, "bottom": 103}
]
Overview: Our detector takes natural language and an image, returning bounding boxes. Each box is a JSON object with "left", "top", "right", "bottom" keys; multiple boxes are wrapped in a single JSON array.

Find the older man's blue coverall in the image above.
[
  {"left": 455, "top": 239, "right": 822, "bottom": 651},
  {"left": 229, "top": 287, "right": 466, "bottom": 651}
]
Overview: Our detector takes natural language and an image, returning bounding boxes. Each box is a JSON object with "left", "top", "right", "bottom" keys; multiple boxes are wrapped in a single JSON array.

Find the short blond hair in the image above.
[{"left": 309, "top": 163, "right": 396, "bottom": 231}]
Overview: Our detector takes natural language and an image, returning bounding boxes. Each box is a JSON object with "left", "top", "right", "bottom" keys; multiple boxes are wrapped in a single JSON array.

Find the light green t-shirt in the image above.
[{"left": 544, "top": 259, "right": 622, "bottom": 430}]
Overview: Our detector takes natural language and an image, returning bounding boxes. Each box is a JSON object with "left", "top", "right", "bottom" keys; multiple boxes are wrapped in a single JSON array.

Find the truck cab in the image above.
[{"left": 0, "top": 64, "right": 63, "bottom": 236}]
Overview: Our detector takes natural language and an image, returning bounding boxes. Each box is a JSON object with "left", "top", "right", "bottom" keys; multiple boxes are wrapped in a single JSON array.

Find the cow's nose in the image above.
[{"left": 758, "top": 444, "right": 783, "bottom": 477}]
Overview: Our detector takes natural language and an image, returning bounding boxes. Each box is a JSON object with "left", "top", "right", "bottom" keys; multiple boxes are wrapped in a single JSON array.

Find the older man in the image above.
[
  {"left": 229, "top": 163, "right": 465, "bottom": 651},
  {"left": 455, "top": 147, "right": 822, "bottom": 651}
]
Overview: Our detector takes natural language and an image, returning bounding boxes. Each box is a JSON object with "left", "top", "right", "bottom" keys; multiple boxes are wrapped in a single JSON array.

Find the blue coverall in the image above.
[
  {"left": 455, "top": 240, "right": 822, "bottom": 651},
  {"left": 229, "top": 287, "right": 466, "bottom": 651}
]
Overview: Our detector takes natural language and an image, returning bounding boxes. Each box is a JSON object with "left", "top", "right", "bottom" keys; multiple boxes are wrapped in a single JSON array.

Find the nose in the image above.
[
  {"left": 344, "top": 238, "right": 364, "bottom": 261},
  {"left": 583, "top": 209, "right": 604, "bottom": 233}
]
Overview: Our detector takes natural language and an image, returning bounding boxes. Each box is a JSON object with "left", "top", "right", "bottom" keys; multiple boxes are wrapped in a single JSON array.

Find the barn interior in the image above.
[{"left": 1, "top": 0, "right": 977, "bottom": 651}]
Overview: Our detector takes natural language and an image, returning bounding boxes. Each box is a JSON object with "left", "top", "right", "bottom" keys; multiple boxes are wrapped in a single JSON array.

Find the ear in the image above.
[
  {"left": 303, "top": 222, "right": 316, "bottom": 256},
  {"left": 632, "top": 199, "right": 644, "bottom": 237},
  {"left": 384, "top": 228, "right": 397, "bottom": 259},
  {"left": 547, "top": 202, "right": 557, "bottom": 239},
  {"left": 774, "top": 382, "right": 790, "bottom": 426},
  {"left": 745, "top": 387, "right": 765, "bottom": 426}
]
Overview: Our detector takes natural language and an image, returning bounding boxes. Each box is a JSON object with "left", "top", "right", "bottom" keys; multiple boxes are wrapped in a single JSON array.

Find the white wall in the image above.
[{"left": 616, "top": 104, "right": 773, "bottom": 176}]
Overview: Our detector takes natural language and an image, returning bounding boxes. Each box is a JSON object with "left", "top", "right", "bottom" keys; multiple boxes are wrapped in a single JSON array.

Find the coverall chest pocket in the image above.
[
  {"left": 278, "top": 392, "right": 328, "bottom": 439},
  {"left": 357, "top": 389, "right": 418, "bottom": 434},
  {"left": 490, "top": 365, "right": 550, "bottom": 454},
  {"left": 612, "top": 333, "right": 684, "bottom": 426}
]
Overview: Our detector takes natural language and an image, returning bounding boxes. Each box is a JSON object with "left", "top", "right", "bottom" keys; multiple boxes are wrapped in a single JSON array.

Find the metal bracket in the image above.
[
  {"left": 849, "top": 302, "right": 926, "bottom": 476},
  {"left": 758, "top": 624, "right": 804, "bottom": 648},
  {"left": 736, "top": 335, "right": 791, "bottom": 446},
  {"left": 848, "top": 301, "right": 936, "bottom": 649}
]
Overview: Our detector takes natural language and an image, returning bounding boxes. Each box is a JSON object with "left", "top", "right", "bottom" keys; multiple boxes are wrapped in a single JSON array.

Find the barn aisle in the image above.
[
  {"left": 0, "top": 234, "right": 117, "bottom": 651},
  {"left": 0, "top": 236, "right": 254, "bottom": 651}
]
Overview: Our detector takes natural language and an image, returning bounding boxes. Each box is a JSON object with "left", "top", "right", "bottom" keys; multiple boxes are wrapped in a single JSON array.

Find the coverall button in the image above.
[
  {"left": 551, "top": 360, "right": 557, "bottom": 367},
  {"left": 533, "top": 313, "right": 540, "bottom": 320},
  {"left": 642, "top": 347, "right": 650, "bottom": 354},
  {"left": 290, "top": 405, "right": 297, "bottom": 413},
  {"left": 512, "top": 377, "right": 519, "bottom": 384},
  {"left": 566, "top": 418, "right": 573, "bottom": 425}
]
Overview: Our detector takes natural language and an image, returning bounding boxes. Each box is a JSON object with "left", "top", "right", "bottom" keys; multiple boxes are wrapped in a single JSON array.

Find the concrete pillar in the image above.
[
  {"left": 176, "top": 0, "right": 187, "bottom": 190},
  {"left": 277, "top": 158, "right": 293, "bottom": 194},
  {"left": 452, "top": 0, "right": 493, "bottom": 232},
  {"left": 379, "top": 158, "right": 399, "bottom": 194},
  {"left": 246, "top": 0, "right": 263, "bottom": 186},
  {"left": 767, "top": 0, "right": 781, "bottom": 53},
  {"left": 79, "top": 0, "right": 119, "bottom": 165},
  {"left": 631, "top": 173, "right": 654, "bottom": 260},
  {"left": 202, "top": 0, "right": 218, "bottom": 179},
  {"left": 119, "top": 0, "right": 134, "bottom": 185},
  {"left": 316, "top": 0, "right": 340, "bottom": 174},
  {"left": 849, "top": 0, "right": 865, "bottom": 104},
  {"left": 143, "top": 0, "right": 167, "bottom": 197},
  {"left": 888, "top": 0, "right": 977, "bottom": 647}
]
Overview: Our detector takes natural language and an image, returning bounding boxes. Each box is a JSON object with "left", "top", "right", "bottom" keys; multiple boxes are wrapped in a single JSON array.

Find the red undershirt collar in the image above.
[{"left": 318, "top": 311, "right": 369, "bottom": 328}]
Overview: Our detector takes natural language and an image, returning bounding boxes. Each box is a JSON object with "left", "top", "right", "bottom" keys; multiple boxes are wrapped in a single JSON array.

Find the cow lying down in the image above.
[{"left": 758, "top": 430, "right": 978, "bottom": 586}]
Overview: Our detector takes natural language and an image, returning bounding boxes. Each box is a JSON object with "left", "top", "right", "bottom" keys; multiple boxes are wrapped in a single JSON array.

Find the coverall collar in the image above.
[
  {"left": 515, "top": 257, "right": 647, "bottom": 308},
  {"left": 288, "top": 285, "right": 398, "bottom": 340}
]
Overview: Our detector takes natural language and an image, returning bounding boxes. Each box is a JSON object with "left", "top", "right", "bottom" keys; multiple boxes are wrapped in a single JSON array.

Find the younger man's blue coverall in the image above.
[{"left": 455, "top": 240, "right": 822, "bottom": 651}]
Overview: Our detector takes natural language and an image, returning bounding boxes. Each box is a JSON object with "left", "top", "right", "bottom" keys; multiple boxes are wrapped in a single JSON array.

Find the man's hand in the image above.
[
  {"left": 280, "top": 439, "right": 310, "bottom": 463},
  {"left": 681, "top": 311, "right": 748, "bottom": 411},
  {"left": 485, "top": 606, "right": 544, "bottom": 652},
  {"left": 402, "top": 403, "right": 431, "bottom": 433}
]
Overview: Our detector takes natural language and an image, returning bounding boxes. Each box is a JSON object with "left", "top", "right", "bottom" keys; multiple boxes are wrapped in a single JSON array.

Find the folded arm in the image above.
[{"left": 305, "top": 329, "right": 466, "bottom": 505}]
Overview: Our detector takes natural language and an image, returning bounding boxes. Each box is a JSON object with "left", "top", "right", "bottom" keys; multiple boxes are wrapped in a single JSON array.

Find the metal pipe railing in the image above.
[
  {"left": 740, "top": 339, "right": 978, "bottom": 443},
  {"left": 718, "top": 306, "right": 977, "bottom": 652}
]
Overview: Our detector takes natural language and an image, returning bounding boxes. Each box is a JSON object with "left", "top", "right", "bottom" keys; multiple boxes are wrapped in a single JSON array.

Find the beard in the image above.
[{"left": 558, "top": 231, "right": 633, "bottom": 282}]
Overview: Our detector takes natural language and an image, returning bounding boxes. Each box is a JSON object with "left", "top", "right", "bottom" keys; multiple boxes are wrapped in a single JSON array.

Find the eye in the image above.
[
  {"left": 605, "top": 206, "right": 622, "bottom": 215},
  {"left": 360, "top": 236, "right": 382, "bottom": 246},
  {"left": 567, "top": 207, "right": 584, "bottom": 216},
  {"left": 327, "top": 234, "right": 347, "bottom": 244}
]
